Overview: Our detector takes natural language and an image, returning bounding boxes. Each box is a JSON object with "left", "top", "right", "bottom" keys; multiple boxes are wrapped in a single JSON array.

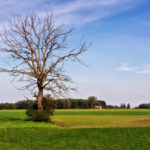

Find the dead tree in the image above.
[{"left": 0, "top": 13, "right": 87, "bottom": 110}]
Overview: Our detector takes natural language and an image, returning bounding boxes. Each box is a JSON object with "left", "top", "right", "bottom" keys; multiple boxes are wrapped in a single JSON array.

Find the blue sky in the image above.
[{"left": 0, "top": 0, "right": 150, "bottom": 107}]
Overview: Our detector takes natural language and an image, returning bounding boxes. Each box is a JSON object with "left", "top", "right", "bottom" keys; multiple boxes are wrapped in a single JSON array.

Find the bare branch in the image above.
[{"left": 0, "top": 12, "right": 87, "bottom": 110}]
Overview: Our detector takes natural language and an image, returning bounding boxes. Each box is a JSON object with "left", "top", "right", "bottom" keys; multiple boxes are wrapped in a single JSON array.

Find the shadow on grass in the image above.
[
  {"left": 0, "top": 118, "right": 27, "bottom": 122},
  {"left": 7, "top": 118, "right": 26, "bottom": 121},
  {"left": 24, "top": 117, "right": 56, "bottom": 124}
]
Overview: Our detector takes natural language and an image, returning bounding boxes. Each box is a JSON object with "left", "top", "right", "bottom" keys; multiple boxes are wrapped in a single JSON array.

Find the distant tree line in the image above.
[
  {"left": 137, "top": 103, "right": 150, "bottom": 109},
  {"left": 105, "top": 103, "right": 131, "bottom": 109},
  {"left": 0, "top": 96, "right": 137, "bottom": 109},
  {"left": 120, "top": 103, "right": 131, "bottom": 109},
  {"left": 107, "top": 102, "right": 150, "bottom": 109},
  {"left": 0, "top": 100, "right": 35, "bottom": 109},
  {"left": 0, "top": 96, "right": 106, "bottom": 109}
]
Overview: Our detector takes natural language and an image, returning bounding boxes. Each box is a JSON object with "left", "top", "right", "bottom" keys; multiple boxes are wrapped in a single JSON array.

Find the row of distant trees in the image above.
[
  {"left": 107, "top": 103, "right": 150, "bottom": 109},
  {"left": 0, "top": 96, "right": 134, "bottom": 109},
  {"left": 137, "top": 103, "right": 150, "bottom": 109},
  {"left": 0, "top": 96, "right": 106, "bottom": 109},
  {"left": 4, "top": 95, "right": 150, "bottom": 109},
  {"left": 106, "top": 103, "right": 131, "bottom": 109},
  {"left": 6, "top": 100, "right": 150, "bottom": 109},
  {"left": 3, "top": 96, "right": 150, "bottom": 109}
]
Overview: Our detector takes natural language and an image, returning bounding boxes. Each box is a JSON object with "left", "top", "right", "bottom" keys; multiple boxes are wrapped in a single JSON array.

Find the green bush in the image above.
[
  {"left": 26, "top": 109, "right": 50, "bottom": 122},
  {"left": 42, "top": 97, "right": 57, "bottom": 115},
  {"left": 26, "top": 95, "right": 57, "bottom": 122}
]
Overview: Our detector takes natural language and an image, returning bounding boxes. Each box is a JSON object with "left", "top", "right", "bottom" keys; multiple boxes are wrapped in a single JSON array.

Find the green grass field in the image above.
[{"left": 1, "top": 109, "right": 150, "bottom": 149}]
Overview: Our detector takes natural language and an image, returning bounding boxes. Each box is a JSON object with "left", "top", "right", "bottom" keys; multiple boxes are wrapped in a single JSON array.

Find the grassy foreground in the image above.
[
  {"left": 1, "top": 127, "right": 150, "bottom": 150},
  {"left": 0, "top": 109, "right": 150, "bottom": 150}
]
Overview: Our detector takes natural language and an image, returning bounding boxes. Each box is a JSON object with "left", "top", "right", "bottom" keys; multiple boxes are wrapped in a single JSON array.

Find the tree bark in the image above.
[{"left": 37, "top": 87, "right": 43, "bottom": 111}]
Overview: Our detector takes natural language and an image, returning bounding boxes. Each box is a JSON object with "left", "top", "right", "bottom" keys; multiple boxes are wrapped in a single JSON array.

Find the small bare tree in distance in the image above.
[{"left": 0, "top": 13, "right": 87, "bottom": 110}]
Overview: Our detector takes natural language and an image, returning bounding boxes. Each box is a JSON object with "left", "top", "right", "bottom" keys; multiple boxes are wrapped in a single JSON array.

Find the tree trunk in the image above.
[{"left": 37, "top": 87, "right": 43, "bottom": 111}]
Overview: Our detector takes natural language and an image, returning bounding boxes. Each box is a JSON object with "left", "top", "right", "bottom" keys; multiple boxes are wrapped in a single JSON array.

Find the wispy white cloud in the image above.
[
  {"left": 50, "top": 0, "right": 142, "bottom": 26},
  {"left": 118, "top": 63, "right": 137, "bottom": 71},
  {"left": 137, "top": 70, "right": 150, "bottom": 74},
  {"left": 0, "top": 0, "right": 142, "bottom": 27},
  {"left": 118, "top": 63, "right": 150, "bottom": 74}
]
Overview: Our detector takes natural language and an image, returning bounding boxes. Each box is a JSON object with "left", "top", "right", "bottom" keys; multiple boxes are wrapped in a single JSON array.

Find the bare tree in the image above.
[{"left": 0, "top": 13, "right": 87, "bottom": 110}]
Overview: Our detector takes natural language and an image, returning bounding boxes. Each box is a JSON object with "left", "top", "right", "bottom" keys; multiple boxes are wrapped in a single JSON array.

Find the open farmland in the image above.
[
  {"left": 0, "top": 109, "right": 150, "bottom": 150},
  {"left": 1, "top": 109, "right": 150, "bottom": 128}
]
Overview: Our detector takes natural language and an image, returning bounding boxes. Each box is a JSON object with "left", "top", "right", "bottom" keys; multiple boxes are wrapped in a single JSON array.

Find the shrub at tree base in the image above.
[
  {"left": 26, "top": 109, "right": 50, "bottom": 122},
  {"left": 26, "top": 95, "right": 57, "bottom": 122},
  {"left": 42, "top": 96, "right": 57, "bottom": 116}
]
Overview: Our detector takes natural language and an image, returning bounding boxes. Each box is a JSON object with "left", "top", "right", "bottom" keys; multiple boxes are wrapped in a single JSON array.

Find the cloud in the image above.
[
  {"left": 49, "top": 0, "right": 142, "bottom": 26},
  {"left": 118, "top": 63, "right": 137, "bottom": 71},
  {"left": 118, "top": 63, "right": 150, "bottom": 74},
  {"left": 0, "top": 0, "right": 142, "bottom": 27},
  {"left": 137, "top": 70, "right": 150, "bottom": 74}
]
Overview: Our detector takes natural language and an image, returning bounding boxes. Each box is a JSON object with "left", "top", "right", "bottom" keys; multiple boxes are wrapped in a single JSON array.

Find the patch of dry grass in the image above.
[{"left": 52, "top": 115, "right": 150, "bottom": 128}]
